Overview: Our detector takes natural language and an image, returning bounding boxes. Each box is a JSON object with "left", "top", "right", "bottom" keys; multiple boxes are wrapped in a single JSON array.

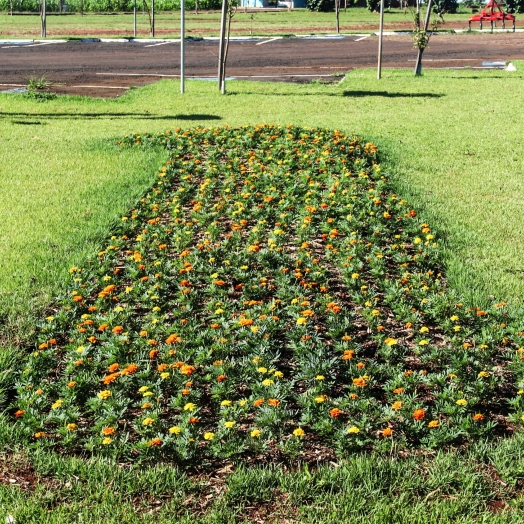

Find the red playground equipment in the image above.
[{"left": 469, "top": 0, "right": 516, "bottom": 31}]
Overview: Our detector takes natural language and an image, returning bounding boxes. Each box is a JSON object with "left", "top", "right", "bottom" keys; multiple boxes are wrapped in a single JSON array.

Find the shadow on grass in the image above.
[
  {"left": 342, "top": 90, "right": 445, "bottom": 98},
  {"left": 1, "top": 112, "right": 222, "bottom": 121},
  {"left": 225, "top": 90, "right": 444, "bottom": 98}
]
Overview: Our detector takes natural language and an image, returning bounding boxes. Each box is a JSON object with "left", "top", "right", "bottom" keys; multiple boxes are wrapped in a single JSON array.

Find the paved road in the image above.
[{"left": 1, "top": 33, "right": 522, "bottom": 95}]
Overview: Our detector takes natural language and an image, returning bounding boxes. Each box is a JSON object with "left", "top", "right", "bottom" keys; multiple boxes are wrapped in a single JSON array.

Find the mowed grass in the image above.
[
  {"left": 0, "top": 7, "right": 487, "bottom": 39},
  {"left": 2, "top": 64, "right": 524, "bottom": 521}
]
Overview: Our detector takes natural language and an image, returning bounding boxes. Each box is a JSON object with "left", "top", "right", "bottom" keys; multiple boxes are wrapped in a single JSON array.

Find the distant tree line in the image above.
[{"left": 0, "top": 0, "right": 221, "bottom": 12}]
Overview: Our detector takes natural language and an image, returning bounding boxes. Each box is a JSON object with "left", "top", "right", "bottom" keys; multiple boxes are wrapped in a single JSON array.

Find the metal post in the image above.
[
  {"left": 151, "top": 0, "right": 155, "bottom": 37},
  {"left": 181, "top": 0, "right": 185, "bottom": 93},
  {"left": 134, "top": 0, "right": 137, "bottom": 37},
  {"left": 377, "top": 0, "right": 384, "bottom": 79},
  {"left": 218, "top": 0, "right": 228, "bottom": 93},
  {"left": 41, "top": 0, "right": 46, "bottom": 38}
]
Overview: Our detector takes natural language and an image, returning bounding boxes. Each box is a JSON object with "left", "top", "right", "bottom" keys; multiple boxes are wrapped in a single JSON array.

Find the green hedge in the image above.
[{"left": 0, "top": 0, "right": 222, "bottom": 12}]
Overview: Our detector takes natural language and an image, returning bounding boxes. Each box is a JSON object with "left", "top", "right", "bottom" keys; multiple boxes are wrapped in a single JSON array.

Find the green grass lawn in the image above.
[
  {"left": 2, "top": 65, "right": 524, "bottom": 521},
  {"left": 0, "top": 7, "right": 492, "bottom": 38}
]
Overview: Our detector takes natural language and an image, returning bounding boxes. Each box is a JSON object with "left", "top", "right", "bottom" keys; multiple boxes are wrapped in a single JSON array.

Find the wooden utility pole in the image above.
[
  {"left": 181, "top": 0, "right": 185, "bottom": 93},
  {"left": 377, "top": 0, "right": 384, "bottom": 79},
  {"left": 41, "top": 0, "right": 46, "bottom": 37},
  {"left": 218, "top": 0, "right": 228, "bottom": 93},
  {"left": 335, "top": 0, "right": 340, "bottom": 33}
]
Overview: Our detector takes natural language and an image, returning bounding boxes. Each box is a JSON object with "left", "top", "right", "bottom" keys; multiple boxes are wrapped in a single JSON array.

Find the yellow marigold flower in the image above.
[
  {"left": 204, "top": 432, "right": 215, "bottom": 440},
  {"left": 252, "top": 356, "right": 262, "bottom": 364},
  {"left": 251, "top": 326, "right": 259, "bottom": 333},
  {"left": 257, "top": 367, "right": 268, "bottom": 374},
  {"left": 52, "top": 399, "right": 63, "bottom": 409},
  {"left": 420, "top": 327, "right": 429, "bottom": 333},
  {"left": 67, "top": 423, "right": 78, "bottom": 431},
  {"left": 428, "top": 420, "right": 439, "bottom": 428},
  {"left": 142, "top": 417, "right": 155, "bottom": 426},
  {"left": 450, "top": 315, "right": 459, "bottom": 322},
  {"left": 414, "top": 237, "right": 422, "bottom": 244},
  {"left": 347, "top": 426, "right": 360, "bottom": 434},
  {"left": 250, "top": 429, "right": 261, "bottom": 438},
  {"left": 385, "top": 338, "right": 397, "bottom": 346},
  {"left": 238, "top": 399, "right": 248, "bottom": 407},
  {"left": 351, "top": 273, "right": 359, "bottom": 279},
  {"left": 102, "top": 437, "right": 112, "bottom": 445},
  {"left": 262, "top": 379, "right": 274, "bottom": 386},
  {"left": 449, "top": 374, "right": 457, "bottom": 379},
  {"left": 224, "top": 421, "right": 236, "bottom": 428},
  {"left": 160, "top": 372, "right": 170, "bottom": 379},
  {"left": 169, "top": 426, "right": 182, "bottom": 435},
  {"left": 419, "top": 340, "right": 429, "bottom": 346},
  {"left": 138, "top": 386, "right": 149, "bottom": 393},
  {"left": 296, "top": 317, "right": 307, "bottom": 325},
  {"left": 521, "top": 414, "right": 524, "bottom": 422},
  {"left": 293, "top": 428, "right": 305, "bottom": 437},
  {"left": 273, "top": 371, "right": 284, "bottom": 378},
  {"left": 454, "top": 326, "right": 461, "bottom": 332},
  {"left": 478, "top": 371, "right": 489, "bottom": 378},
  {"left": 316, "top": 375, "right": 325, "bottom": 381},
  {"left": 98, "top": 390, "right": 111, "bottom": 400},
  {"left": 184, "top": 403, "right": 197, "bottom": 411},
  {"left": 315, "top": 395, "right": 327, "bottom": 403},
  {"left": 76, "top": 346, "right": 85, "bottom": 354},
  {"left": 221, "top": 400, "right": 232, "bottom": 407},
  {"left": 391, "top": 401, "right": 403, "bottom": 411},
  {"left": 456, "top": 399, "right": 467, "bottom": 406},
  {"left": 143, "top": 391, "right": 153, "bottom": 397},
  {"left": 371, "top": 309, "right": 380, "bottom": 316}
]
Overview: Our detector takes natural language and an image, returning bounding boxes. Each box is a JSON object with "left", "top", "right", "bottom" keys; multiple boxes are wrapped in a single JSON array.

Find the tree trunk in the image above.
[{"left": 414, "top": 0, "right": 432, "bottom": 76}]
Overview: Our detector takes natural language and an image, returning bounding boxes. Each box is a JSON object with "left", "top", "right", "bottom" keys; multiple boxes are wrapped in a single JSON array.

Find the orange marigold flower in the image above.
[
  {"left": 268, "top": 398, "right": 280, "bottom": 407},
  {"left": 98, "top": 323, "right": 109, "bottom": 332},
  {"left": 166, "top": 334, "right": 182, "bottom": 344},
  {"left": 181, "top": 389, "right": 191, "bottom": 396},
  {"left": 39, "top": 343, "right": 49, "bottom": 350},
  {"left": 392, "top": 401, "right": 403, "bottom": 411},
  {"left": 157, "top": 364, "right": 168, "bottom": 372},
  {"left": 239, "top": 318, "right": 254, "bottom": 327},
  {"left": 473, "top": 413, "right": 485, "bottom": 421},
  {"left": 103, "top": 372, "right": 120, "bottom": 385},
  {"left": 180, "top": 364, "right": 196, "bottom": 376},
  {"left": 102, "top": 427, "right": 116, "bottom": 436},
  {"left": 112, "top": 326, "right": 124, "bottom": 335},
  {"left": 356, "top": 362, "right": 365, "bottom": 369},
  {"left": 73, "top": 296, "right": 83, "bottom": 302},
  {"left": 148, "top": 438, "right": 163, "bottom": 447},
  {"left": 139, "top": 330, "right": 148, "bottom": 338},
  {"left": 349, "top": 393, "right": 359, "bottom": 400},
  {"left": 67, "top": 381, "right": 77, "bottom": 388},
  {"left": 14, "top": 410, "right": 25, "bottom": 418},
  {"left": 428, "top": 420, "right": 440, "bottom": 428},
  {"left": 108, "top": 363, "right": 119, "bottom": 373},
  {"left": 48, "top": 339, "right": 57, "bottom": 345},
  {"left": 88, "top": 336, "right": 98, "bottom": 344},
  {"left": 147, "top": 339, "right": 158, "bottom": 346},
  {"left": 381, "top": 427, "right": 393, "bottom": 437},
  {"left": 217, "top": 374, "right": 227, "bottom": 382},
  {"left": 330, "top": 408, "right": 343, "bottom": 418},
  {"left": 149, "top": 349, "right": 159, "bottom": 359},
  {"left": 413, "top": 409, "right": 426, "bottom": 421},
  {"left": 353, "top": 377, "right": 368, "bottom": 387},
  {"left": 188, "top": 417, "right": 199, "bottom": 424},
  {"left": 253, "top": 398, "right": 265, "bottom": 407},
  {"left": 342, "top": 350, "right": 355, "bottom": 360},
  {"left": 121, "top": 363, "right": 138, "bottom": 375},
  {"left": 393, "top": 387, "right": 405, "bottom": 394}
]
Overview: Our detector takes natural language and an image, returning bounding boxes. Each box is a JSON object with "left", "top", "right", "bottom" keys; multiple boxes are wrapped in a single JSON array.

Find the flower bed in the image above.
[{"left": 14, "top": 124, "right": 524, "bottom": 463}]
